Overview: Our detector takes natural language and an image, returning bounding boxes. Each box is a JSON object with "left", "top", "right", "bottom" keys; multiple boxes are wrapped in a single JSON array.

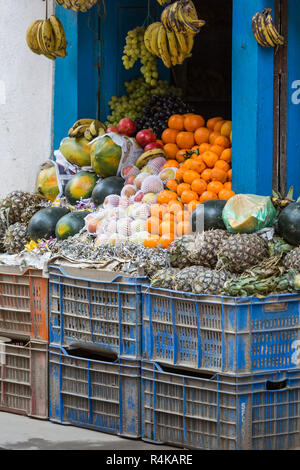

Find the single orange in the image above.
[
  {"left": 166, "top": 179, "right": 178, "bottom": 192},
  {"left": 214, "top": 135, "right": 231, "bottom": 148},
  {"left": 177, "top": 220, "right": 192, "bottom": 237},
  {"left": 183, "top": 170, "right": 200, "bottom": 185},
  {"left": 218, "top": 189, "right": 235, "bottom": 200},
  {"left": 146, "top": 216, "right": 160, "bottom": 235},
  {"left": 168, "top": 114, "right": 185, "bottom": 131},
  {"left": 168, "top": 200, "right": 184, "bottom": 213},
  {"left": 191, "top": 178, "right": 207, "bottom": 195},
  {"left": 175, "top": 168, "right": 186, "bottom": 182},
  {"left": 150, "top": 203, "right": 167, "bottom": 220},
  {"left": 183, "top": 159, "right": 205, "bottom": 173},
  {"left": 162, "top": 159, "right": 180, "bottom": 169},
  {"left": 206, "top": 116, "right": 223, "bottom": 130},
  {"left": 184, "top": 114, "right": 205, "bottom": 132},
  {"left": 176, "top": 148, "right": 188, "bottom": 163},
  {"left": 181, "top": 190, "right": 199, "bottom": 204},
  {"left": 224, "top": 181, "right": 232, "bottom": 190},
  {"left": 194, "top": 127, "right": 210, "bottom": 145},
  {"left": 198, "top": 142, "right": 211, "bottom": 154},
  {"left": 199, "top": 191, "right": 218, "bottom": 202},
  {"left": 213, "top": 120, "right": 226, "bottom": 132},
  {"left": 207, "top": 181, "right": 224, "bottom": 195},
  {"left": 227, "top": 169, "right": 232, "bottom": 181},
  {"left": 210, "top": 145, "right": 224, "bottom": 157},
  {"left": 209, "top": 131, "right": 221, "bottom": 145},
  {"left": 214, "top": 160, "right": 230, "bottom": 172},
  {"left": 220, "top": 120, "right": 232, "bottom": 137},
  {"left": 159, "top": 220, "right": 176, "bottom": 236},
  {"left": 177, "top": 182, "right": 191, "bottom": 196},
  {"left": 161, "top": 128, "right": 179, "bottom": 144},
  {"left": 201, "top": 168, "right": 213, "bottom": 183},
  {"left": 220, "top": 148, "right": 232, "bottom": 163},
  {"left": 163, "top": 143, "right": 179, "bottom": 159},
  {"left": 176, "top": 131, "right": 195, "bottom": 149},
  {"left": 202, "top": 151, "right": 219, "bottom": 168},
  {"left": 211, "top": 168, "right": 227, "bottom": 184},
  {"left": 144, "top": 234, "right": 160, "bottom": 249},
  {"left": 157, "top": 190, "right": 178, "bottom": 205}
]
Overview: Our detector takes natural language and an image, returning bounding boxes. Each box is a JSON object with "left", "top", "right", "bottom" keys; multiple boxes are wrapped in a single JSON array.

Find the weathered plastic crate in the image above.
[
  {"left": 141, "top": 361, "right": 300, "bottom": 450},
  {"left": 49, "top": 346, "right": 140, "bottom": 438},
  {"left": 0, "top": 266, "right": 48, "bottom": 341},
  {"left": 142, "top": 286, "right": 300, "bottom": 374},
  {"left": 0, "top": 337, "right": 48, "bottom": 419},
  {"left": 49, "top": 265, "right": 146, "bottom": 358}
]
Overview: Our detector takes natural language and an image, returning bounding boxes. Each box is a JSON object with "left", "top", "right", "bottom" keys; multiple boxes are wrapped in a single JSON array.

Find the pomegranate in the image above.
[
  {"left": 136, "top": 129, "right": 156, "bottom": 148},
  {"left": 144, "top": 141, "right": 163, "bottom": 151},
  {"left": 107, "top": 126, "right": 119, "bottom": 133},
  {"left": 117, "top": 118, "right": 136, "bottom": 136}
]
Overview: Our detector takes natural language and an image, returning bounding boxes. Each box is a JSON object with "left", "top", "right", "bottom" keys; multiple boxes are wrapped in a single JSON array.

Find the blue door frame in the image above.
[{"left": 53, "top": 0, "right": 299, "bottom": 197}]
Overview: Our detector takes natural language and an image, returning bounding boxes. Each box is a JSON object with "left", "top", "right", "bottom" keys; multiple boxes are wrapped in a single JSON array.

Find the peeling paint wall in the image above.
[{"left": 0, "top": 0, "right": 55, "bottom": 197}]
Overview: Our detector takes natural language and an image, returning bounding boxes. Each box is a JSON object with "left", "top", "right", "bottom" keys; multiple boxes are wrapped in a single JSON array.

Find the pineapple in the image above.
[
  {"left": 0, "top": 191, "right": 49, "bottom": 225},
  {"left": 169, "top": 235, "right": 195, "bottom": 268},
  {"left": 188, "top": 229, "right": 230, "bottom": 268},
  {"left": 216, "top": 233, "right": 268, "bottom": 274},
  {"left": 0, "top": 213, "right": 8, "bottom": 252},
  {"left": 173, "top": 265, "right": 206, "bottom": 292},
  {"left": 150, "top": 268, "right": 180, "bottom": 289},
  {"left": 3, "top": 222, "right": 30, "bottom": 254},
  {"left": 283, "top": 247, "right": 300, "bottom": 272},
  {"left": 192, "top": 269, "right": 233, "bottom": 295}
]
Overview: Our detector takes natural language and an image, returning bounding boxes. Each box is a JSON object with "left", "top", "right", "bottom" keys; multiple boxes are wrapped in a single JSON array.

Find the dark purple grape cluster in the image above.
[{"left": 135, "top": 94, "right": 195, "bottom": 139}]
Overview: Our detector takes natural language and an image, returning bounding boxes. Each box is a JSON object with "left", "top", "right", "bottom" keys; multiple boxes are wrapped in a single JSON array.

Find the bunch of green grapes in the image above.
[
  {"left": 105, "top": 77, "right": 182, "bottom": 126},
  {"left": 122, "top": 26, "right": 158, "bottom": 86}
]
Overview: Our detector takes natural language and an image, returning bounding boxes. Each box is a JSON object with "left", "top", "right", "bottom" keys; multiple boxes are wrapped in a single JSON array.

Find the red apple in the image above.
[
  {"left": 144, "top": 141, "right": 164, "bottom": 151},
  {"left": 136, "top": 129, "right": 156, "bottom": 148},
  {"left": 107, "top": 126, "right": 119, "bottom": 133},
  {"left": 117, "top": 118, "right": 136, "bottom": 136}
]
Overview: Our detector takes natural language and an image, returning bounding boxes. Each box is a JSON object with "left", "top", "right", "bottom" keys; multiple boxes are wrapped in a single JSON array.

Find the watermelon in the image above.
[
  {"left": 191, "top": 199, "right": 227, "bottom": 232},
  {"left": 277, "top": 202, "right": 300, "bottom": 246},
  {"left": 27, "top": 207, "right": 70, "bottom": 241},
  {"left": 59, "top": 137, "right": 91, "bottom": 167},
  {"left": 91, "top": 135, "right": 122, "bottom": 177},
  {"left": 36, "top": 166, "right": 59, "bottom": 202},
  {"left": 92, "top": 176, "right": 124, "bottom": 206},
  {"left": 64, "top": 171, "right": 98, "bottom": 205},
  {"left": 55, "top": 211, "right": 90, "bottom": 240}
]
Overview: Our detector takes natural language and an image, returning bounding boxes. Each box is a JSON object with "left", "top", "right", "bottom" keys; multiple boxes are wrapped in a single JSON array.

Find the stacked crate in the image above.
[
  {"left": 140, "top": 286, "right": 300, "bottom": 450},
  {"left": 0, "top": 266, "right": 48, "bottom": 419},
  {"left": 47, "top": 264, "right": 146, "bottom": 438}
]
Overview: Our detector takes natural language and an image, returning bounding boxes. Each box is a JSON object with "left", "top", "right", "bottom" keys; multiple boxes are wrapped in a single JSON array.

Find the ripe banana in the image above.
[
  {"left": 135, "top": 148, "right": 166, "bottom": 169},
  {"left": 166, "top": 31, "right": 179, "bottom": 65},
  {"left": 144, "top": 22, "right": 161, "bottom": 56},
  {"left": 26, "top": 17, "right": 68, "bottom": 60},
  {"left": 156, "top": 0, "right": 171, "bottom": 5},
  {"left": 157, "top": 24, "right": 172, "bottom": 68},
  {"left": 162, "top": 0, "right": 205, "bottom": 35},
  {"left": 252, "top": 9, "right": 284, "bottom": 47},
  {"left": 55, "top": 0, "right": 98, "bottom": 12}
]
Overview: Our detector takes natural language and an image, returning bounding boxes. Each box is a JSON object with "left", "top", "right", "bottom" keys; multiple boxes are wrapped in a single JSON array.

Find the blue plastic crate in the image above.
[
  {"left": 141, "top": 361, "right": 300, "bottom": 450},
  {"left": 49, "top": 346, "right": 141, "bottom": 438},
  {"left": 142, "top": 285, "right": 300, "bottom": 374},
  {"left": 49, "top": 265, "right": 147, "bottom": 358}
]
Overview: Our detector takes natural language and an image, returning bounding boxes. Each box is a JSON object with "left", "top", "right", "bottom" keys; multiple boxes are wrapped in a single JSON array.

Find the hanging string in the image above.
[
  {"left": 45, "top": 0, "right": 48, "bottom": 19},
  {"left": 142, "top": 0, "right": 154, "bottom": 27}
]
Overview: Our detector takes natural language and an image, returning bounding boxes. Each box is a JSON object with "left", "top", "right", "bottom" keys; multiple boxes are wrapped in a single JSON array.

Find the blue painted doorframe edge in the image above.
[{"left": 53, "top": 0, "right": 277, "bottom": 197}]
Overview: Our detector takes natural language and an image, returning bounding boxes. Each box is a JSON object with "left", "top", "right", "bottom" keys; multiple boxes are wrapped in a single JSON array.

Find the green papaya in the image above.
[
  {"left": 59, "top": 137, "right": 91, "bottom": 167},
  {"left": 64, "top": 171, "right": 98, "bottom": 205}
]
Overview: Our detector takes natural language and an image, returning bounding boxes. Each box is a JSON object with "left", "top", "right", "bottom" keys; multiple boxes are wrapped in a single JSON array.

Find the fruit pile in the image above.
[
  {"left": 55, "top": 0, "right": 98, "bottom": 12},
  {"left": 26, "top": 16, "right": 67, "bottom": 60}
]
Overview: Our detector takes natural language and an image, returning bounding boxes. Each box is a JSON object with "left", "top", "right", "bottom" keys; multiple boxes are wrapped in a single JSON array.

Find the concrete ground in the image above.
[{"left": 0, "top": 411, "right": 178, "bottom": 451}]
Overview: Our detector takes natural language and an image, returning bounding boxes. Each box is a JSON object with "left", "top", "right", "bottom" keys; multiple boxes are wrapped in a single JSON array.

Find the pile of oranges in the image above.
[{"left": 143, "top": 114, "right": 235, "bottom": 249}]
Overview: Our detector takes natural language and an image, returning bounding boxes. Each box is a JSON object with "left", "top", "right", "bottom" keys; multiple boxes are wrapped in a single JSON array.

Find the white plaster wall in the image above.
[{"left": 0, "top": 0, "right": 55, "bottom": 197}]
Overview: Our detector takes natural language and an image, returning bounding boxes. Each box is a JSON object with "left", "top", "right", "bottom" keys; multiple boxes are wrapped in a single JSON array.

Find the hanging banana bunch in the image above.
[
  {"left": 55, "top": 0, "right": 98, "bottom": 12},
  {"left": 26, "top": 16, "right": 67, "bottom": 60},
  {"left": 252, "top": 8, "right": 285, "bottom": 47},
  {"left": 156, "top": 0, "right": 171, "bottom": 4},
  {"left": 144, "top": 0, "right": 205, "bottom": 68}
]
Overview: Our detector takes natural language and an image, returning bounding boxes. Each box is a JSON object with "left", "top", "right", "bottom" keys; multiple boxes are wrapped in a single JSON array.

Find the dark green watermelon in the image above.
[
  {"left": 27, "top": 207, "right": 70, "bottom": 241},
  {"left": 277, "top": 202, "right": 300, "bottom": 246},
  {"left": 55, "top": 211, "right": 90, "bottom": 240},
  {"left": 92, "top": 176, "right": 124, "bottom": 206},
  {"left": 191, "top": 199, "right": 227, "bottom": 232}
]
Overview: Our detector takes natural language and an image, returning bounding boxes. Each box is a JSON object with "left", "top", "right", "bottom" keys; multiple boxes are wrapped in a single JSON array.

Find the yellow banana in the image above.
[
  {"left": 257, "top": 12, "right": 275, "bottom": 47},
  {"left": 149, "top": 23, "right": 161, "bottom": 57},
  {"left": 26, "top": 20, "right": 42, "bottom": 55},
  {"left": 174, "top": 31, "right": 188, "bottom": 56},
  {"left": 252, "top": 13, "right": 269, "bottom": 47},
  {"left": 166, "top": 30, "right": 179, "bottom": 64},
  {"left": 157, "top": 24, "right": 171, "bottom": 68},
  {"left": 264, "top": 8, "right": 285, "bottom": 46},
  {"left": 41, "top": 19, "right": 55, "bottom": 53},
  {"left": 144, "top": 23, "right": 160, "bottom": 55},
  {"left": 49, "top": 15, "right": 65, "bottom": 51}
]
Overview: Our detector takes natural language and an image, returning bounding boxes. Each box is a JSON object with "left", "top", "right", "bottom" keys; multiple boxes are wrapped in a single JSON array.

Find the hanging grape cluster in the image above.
[{"left": 122, "top": 26, "right": 158, "bottom": 86}]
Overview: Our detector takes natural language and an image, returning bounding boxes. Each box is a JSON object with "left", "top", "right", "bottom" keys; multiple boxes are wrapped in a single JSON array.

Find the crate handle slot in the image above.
[
  {"left": 266, "top": 379, "right": 288, "bottom": 391},
  {"left": 263, "top": 302, "right": 288, "bottom": 312},
  {"left": 66, "top": 342, "right": 118, "bottom": 362}
]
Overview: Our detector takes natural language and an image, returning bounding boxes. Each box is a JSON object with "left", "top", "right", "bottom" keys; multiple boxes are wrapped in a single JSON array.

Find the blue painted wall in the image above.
[
  {"left": 287, "top": 0, "right": 300, "bottom": 199},
  {"left": 232, "top": 0, "right": 274, "bottom": 197}
]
